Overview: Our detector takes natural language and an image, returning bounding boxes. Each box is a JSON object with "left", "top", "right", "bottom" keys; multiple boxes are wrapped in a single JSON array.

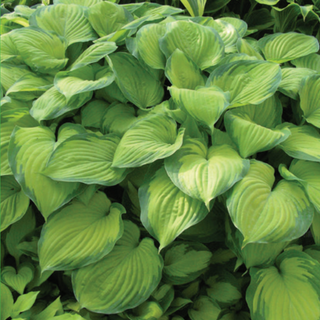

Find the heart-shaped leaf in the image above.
[
  {"left": 165, "top": 138, "right": 249, "bottom": 208},
  {"left": 72, "top": 220, "right": 163, "bottom": 313},
  {"left": 139, "top": 166, "right": 208, "bottom": 250},
  {"left": 246, "top": 250, "right": 320, "bottom": 320},
  {"left": 227, "top": 160, "right": 313, "bottom": 246},
  {"left": 39, "top": 192, "right": 125, "bottom": 271}
]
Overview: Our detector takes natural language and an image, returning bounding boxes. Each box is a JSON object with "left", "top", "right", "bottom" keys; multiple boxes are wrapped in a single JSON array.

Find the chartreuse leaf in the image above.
[
  {"left": 136, "top": 23, "right": 166, "bottom": 69},
  {"left": 87, "top": 1, "right": 133, "bottom": 37},
  {"left": 54, "top": 66, "right": 115, "bottom": 101},
  {"left": 280, "top": 160, "right": 320, "bottom": 212},
  {"left": 108, "top": 53, "right": 164, "bottom": 109},
  {"left": 126, "top": 301, "right": 163, "bottom": 320},
  {"left": 207, "top": 60, "right": 282, "bottom": 108},
  {"left": 180, "top": 0, "right": 207, "bottom": 16},
  {"left": 1, "top": 32, "right": 23, "bottom": 64},
  {"left": 292, "top": 53, "right": 320, "bottom": 72},
  {"left": 112, "top": 113, "right": 184, "bottom": 168},
  {"left": 30, "top": 86, "right": 92, "bottom": 122},
  {"left": 227, "top": 160, "right": 313, "bottom": 246},
  {"left": 299, "top": 75, "right": 320, "bottom": 128},
  {"left": 220, "top": 17, "right": 247, "bottom": 38},
  {"left": 162, "top": 242, "right": 212, "bottom": 285},
  {"left": 29, "top": 4, "right": 97, "bottom": 46},
  {"left": 188, "top": 296, "right": 221, "bottom": 320},
  {"left": 258, "top": 33, "right": 319, "bottom": 63},
  {"left": 311, "top": 211, "right": 320, "bottom": 245},
  {"left": 169, "top": 86, "right": 229, "bottom": 133},
  {"left": 81, "top": 99, "right": 109, "bottom": 129},
  {"left": 164, "top": 138, "right": 249, "bottom": 209},
  {"left": 205, "top": 269, "right": 242, "bottom": 308},
  {"left": 6, "top": 73, "right": 53, "bottom": 101},
  {"left": 70, "top": 41, "right": 117, "bottom": 71},
  {"left": 32, "top": 297, "right": 63, "bottom": 320},
  {"left": 278, "top": 123, "right": 320, "bottom": 162},
  {"left": 1, "top": 109, "right": 39, "bottom": 175},
  {"left": 139, "top": 166, "right": 208, "bottom": 250},
  {"left": 1, "top": 175, "right": 29, "bottom": 232},
  {"left": 39, "top": 192, "right": 125, "bottom": 272},
  {"left": 236, "top": 38, "right": 264, "bottom": 60},
  {"left": 246, "top": 250, "right": 320, "bottom": 320},
  {"left": 1, "top": 283, "right": 14, "bottom": 320},
  {"left": 278, "top": 68, "right": 317, "bottom": 100},
  {"left": 5, "top": 207, "right": 36, "bottom": 266},
  {"left": 159, "top": 21, "right": 224, "bottom": 70},
  {"left": 72, "top": 220, "right": 163, "bottom": 313},
  {"left": 10, "top": 27, "right": 68, "bottom": 75},
  {"left": 53, "top": 0, "right": 103, "bottom": 6},
  {"left": 1, "top": 262, "right": 34, "bottom": 294},
  {"left": 225, "top": 215, "right": 288, "bottom": 269},
  {"left": 165, "top": 49, "right": 206, "bottom": 89},
  {"left": 11, "top": 291, "right": 39, "bottom": 318},
  {"left": 1, "top": 64, "right": 34, "bottom": 92},
  {"left": 8, "top": 126, "right": 83, "bottom": 219},
  {"left": 224, "top": 96, "right": 291, "bottom": 158},
  {"left": 43, "top": 133, "right": 127, "bottom": 185},
  {"left": 101, "top": 103, "right": 147, "bottom": 137}
]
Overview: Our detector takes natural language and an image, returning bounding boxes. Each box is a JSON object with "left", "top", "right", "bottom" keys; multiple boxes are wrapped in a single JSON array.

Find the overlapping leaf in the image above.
[
  {"left": 139, "top": 166, "right": 208, "bottom": 250},
  {"left": 227, "top": 160, "right": 313, "bottom": 246},
  {"left": 72, "top": 220, "right": 163, "bottom": 313},
  {"left": 39, "top": 192, "right": 125, "bottom": 271}
]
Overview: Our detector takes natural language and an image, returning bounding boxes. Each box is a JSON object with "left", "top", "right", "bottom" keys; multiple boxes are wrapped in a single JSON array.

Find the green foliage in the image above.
[{"left": 1, "top": 0, "right": 320, "bottom": 319}]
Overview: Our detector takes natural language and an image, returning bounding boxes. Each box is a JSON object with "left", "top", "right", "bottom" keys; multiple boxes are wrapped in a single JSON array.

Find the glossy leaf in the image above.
[
  {"left": 1, "top": 175, "right": 30, "bottom": 232},
  {"left": 39, "top": 192, "right": 125, "bottom": 271},
  {"left": 207, "top": 60, "right": 281, "bottom": 107},
  {"left": 160, "top": 20, "right": 225, "bottom": 70},
  {"left": 139, "top": 166, "right": 208, "bottom": 250},
  {"left": 164, "top": 138, "right": 249, "bottom": 208},
  {"left": 247, "top": 250, "right": 320, "bottom": 320},
  {"left": 72, "top": 220, "right": 163, "bottom": 313},
  {"left": 108, "top": 52, "right": 164, "bottom": 109},
  {"left": 258, "top": 32, "right": 319, "bottom": 63},
  {"left": 227, "top": 160, "right": 313, "bottom": 246},
  {"left": 29, "top": 4, "right": 97, "bottom": 46},
  {"left": 8, "top": 126, "right": 83, "bottom": 219},
  {"left": 112, "top": 113, "right": 184, "bottom": 168}
]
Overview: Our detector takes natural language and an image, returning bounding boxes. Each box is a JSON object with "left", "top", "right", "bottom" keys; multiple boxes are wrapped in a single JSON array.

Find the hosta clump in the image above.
[{"left": 1, "top": 0, "right": 320, "bottom": 319}]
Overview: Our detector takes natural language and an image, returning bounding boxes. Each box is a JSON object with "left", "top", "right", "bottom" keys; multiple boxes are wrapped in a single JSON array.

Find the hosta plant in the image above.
[{"left": 1, "top": 0, "right": 320, "bottom": 319}]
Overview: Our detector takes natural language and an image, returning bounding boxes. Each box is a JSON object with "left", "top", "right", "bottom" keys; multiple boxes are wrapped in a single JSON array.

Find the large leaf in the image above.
[
  {"left": 39, "top": 192, "right": 125, "bottom": 271},
  {"left": 112, "top": 113, "right": 184, "bottom": 168},
  {"left": 108, "top": 53, "right": 164, "bottom": 109},
  {"left": 169, "top": 85, "right": 229, "bottom": 133},
  {"left": 1, "top": 32, "right": 23, "bottom": 64},
  {"left": 279, "top": 160, "right": 320, "bottom": 212},
  {"left": 69, "top": 41, "right": 117, "bottom": 71},
  {"left": 72, "top": 220, "right": 163, "bottom": 313},
  {"left": 1, "top": 109, "right": 39, "bottom": 175},
  {"left": 165, "top": 49, "right": 206, "bottom": 89},
  {"left": 292, "top": 53, "right": 320, "bottom": 73},
  {"left": 164, "top": 138, "right": 249, "bottom": 209},
  {"left": 139, "top": 166, "right": 208, "bottom": 250},
  {"left": 8, "top": 126, "right": 83, "bottom": 219},
  {"left": 299, "top": 74, "right": 320, "bottom": 128},
  {"left": 278, "top": 123, "right": 320, "bottom": 162},
  {"left": 1, "top": 175, "right": 30, "bottom": 232},
  {"left": 87, "top": 1, "right": 133, "bottom": 37},
  {"left": 42, "top": 133, "right": 127, "bottom": 186},
  {"left": 29, "top": 4, "right": 97, "bottom": 46},
  {"left": 159, "top": 20, "right": 224, "bottom": 70},
  {"left": 136, "top": 23, "right": 166, "bottom": 69},
  {"left": 180, "top": 0, "right": 207, "bottom": 16},
  {"left": 206, "top": 60, "right": 282, "bottom": 108},
  {"left": 54, "top": 65, "right": 115, "bottom": 101},
  {"left": 10, "top": 27, "right": 68, "bottom": 75},
  {"left": 246, "top": 250, "right": 320, "bottom": 320},
  {"left": 224, "top": 96, "right": 291, "bottom": 158},
  {"left": 258, "top": 32, "right": 319, "bottom": 63},
  {"left": 227, "top": 160, "right": 313, "bottom": 246},
  {"left": 162, "top": 242, "right": 212, "bottom": 285}
]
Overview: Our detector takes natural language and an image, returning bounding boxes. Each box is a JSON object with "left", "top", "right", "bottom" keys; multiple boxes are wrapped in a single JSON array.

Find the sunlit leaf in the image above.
[{"left": 292, "top": 53, "right": 320, "bottom": 73}]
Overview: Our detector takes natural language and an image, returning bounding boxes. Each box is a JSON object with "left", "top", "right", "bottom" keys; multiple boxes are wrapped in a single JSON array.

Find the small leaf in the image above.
[
  {"left": 39, "top": 192, "right": 125, "bottom": 271},
  {"left": 188, "top": 296, "right": 221, "bottom": 320},
  {"left": 139, "top": 166, "right": 208, "bottom": 250},
  {"left": 11, "top": 291, "right": 39, "bottom": 318},
  {"left": 72, "top": 220, "right": 163, "bottom": 314},
  {"left": 112, "top": 113, "right": 184, "bottom": 168}
]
